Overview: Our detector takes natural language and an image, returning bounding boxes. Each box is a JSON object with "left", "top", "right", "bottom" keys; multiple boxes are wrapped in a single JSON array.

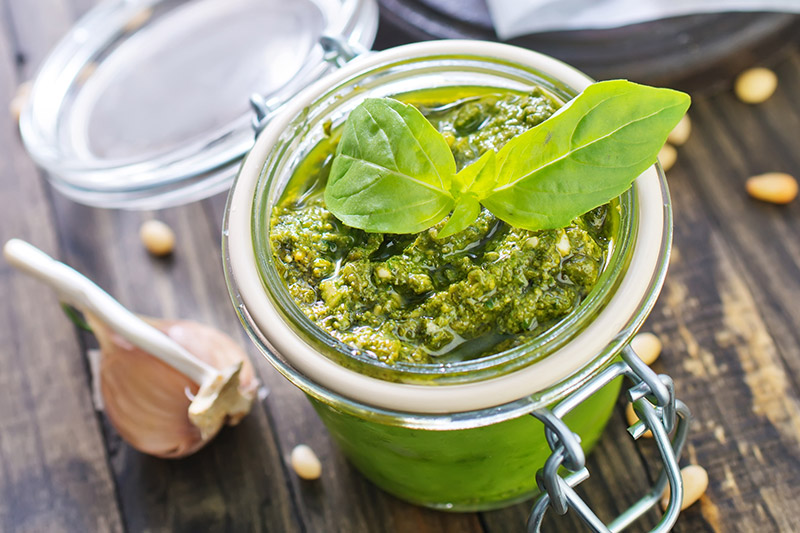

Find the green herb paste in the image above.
[{"left": 270, "top": 87, "right": 616, "bottom": 365}]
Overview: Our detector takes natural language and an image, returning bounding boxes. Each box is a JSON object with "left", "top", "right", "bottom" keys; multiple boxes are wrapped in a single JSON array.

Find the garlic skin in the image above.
[
  {"left": 1, "top": 239, "right": 259, "bottom": 458},
  {"left": 87, "top": 314, "right": 258, "bottom": 458}
]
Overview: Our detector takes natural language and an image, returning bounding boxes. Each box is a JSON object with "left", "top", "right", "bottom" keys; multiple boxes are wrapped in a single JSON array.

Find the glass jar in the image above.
[
  {"left": 19, "top": 0, "right": 378, "bottom": 209},
  {"left": 224, "top": 41, "right": 690, "bottom": 531}
]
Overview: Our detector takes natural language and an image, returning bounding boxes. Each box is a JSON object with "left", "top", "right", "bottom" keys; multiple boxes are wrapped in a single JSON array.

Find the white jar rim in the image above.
[{"left": 224, "top": 40, "right": 671, "bottom": 417}]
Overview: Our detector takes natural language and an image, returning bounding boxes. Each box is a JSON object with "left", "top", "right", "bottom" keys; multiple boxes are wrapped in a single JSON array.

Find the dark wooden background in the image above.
[{"left": 2, "top": 1, "right": 800, "bottom": 531}]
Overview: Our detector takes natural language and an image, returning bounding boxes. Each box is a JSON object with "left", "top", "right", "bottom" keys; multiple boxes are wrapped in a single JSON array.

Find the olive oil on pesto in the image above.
[{"left": 269, "top": 87, "right": 618, "bottom": 365}]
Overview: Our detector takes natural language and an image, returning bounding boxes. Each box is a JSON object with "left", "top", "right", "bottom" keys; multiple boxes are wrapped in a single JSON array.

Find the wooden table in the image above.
[{"left": 2, "top": 1, "right": 799, "bottom": 531}]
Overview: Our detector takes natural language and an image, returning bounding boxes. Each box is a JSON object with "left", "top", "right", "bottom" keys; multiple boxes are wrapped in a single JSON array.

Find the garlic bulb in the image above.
[
  {"left": 87, "top": 313, "right": 259, "bottom": 458},
  {"left": 3, "top": 239, "right": 261, "bottom": 460}
]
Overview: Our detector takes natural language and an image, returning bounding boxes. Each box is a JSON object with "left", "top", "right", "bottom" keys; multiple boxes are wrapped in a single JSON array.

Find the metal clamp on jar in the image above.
[{"left": 528, "top": 346, "right": 691, "bottom": 532}]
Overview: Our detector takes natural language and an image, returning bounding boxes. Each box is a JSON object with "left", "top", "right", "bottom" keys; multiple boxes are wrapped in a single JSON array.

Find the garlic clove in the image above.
[
  {"left": 90, "top": 313, "right": 203, "bottom": 458},
  {"left": 147, "top": 317, "right": 259, "bottom": 402},
  {"left": 2, "top": 239, "right": 261, "bottom": 458},
  {"left": 151, "top": 317, "right": 259, "bottom": 437},
  {"left": 189, "top": 361, "right": 253, "bottom": 440},
  {"left": 87, "top": 313, "right": 259, "bottom": 458}
]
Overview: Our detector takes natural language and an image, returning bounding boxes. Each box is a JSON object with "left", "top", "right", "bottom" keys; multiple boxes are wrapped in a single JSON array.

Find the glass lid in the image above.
[{"left": 20, "top": 0, "right": 378, "bottom": 209}]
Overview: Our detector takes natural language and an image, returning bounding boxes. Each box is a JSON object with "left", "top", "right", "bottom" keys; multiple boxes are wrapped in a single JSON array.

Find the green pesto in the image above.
[{"left": 270, "top": 87, "right": 616, "bottom": 365}]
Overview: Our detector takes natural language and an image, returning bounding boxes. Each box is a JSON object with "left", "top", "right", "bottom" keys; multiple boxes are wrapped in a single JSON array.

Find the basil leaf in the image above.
[
  {"left": 452, "top": 149, "right": 497, "bottom": 198},
  {"left": 437, "top": 195, "right": 481, "bottom": 239},
  {"left": 482, "top": 80, "right": 690, "bottom": 230},
  {"left": 437, "top": 150, "right": 497, "bottom": 238},
  {"left": 325, "top": 98, "right": 456, "bottom": 233},
  {"left": 325, "top": 82, "right": 690, "bottom": 236}
]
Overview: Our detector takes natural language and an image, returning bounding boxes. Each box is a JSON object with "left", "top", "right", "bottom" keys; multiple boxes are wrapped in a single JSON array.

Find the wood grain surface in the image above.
[{"left": 1, "top": 1, "right": 799, "bottom": 532}]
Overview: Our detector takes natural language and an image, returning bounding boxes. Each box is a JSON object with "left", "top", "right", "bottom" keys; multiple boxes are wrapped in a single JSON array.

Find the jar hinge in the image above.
[
  {"left": 249, "top": 35, "right": 370, "bottom": 135},
  {"left": 527, "top": 345, "right": 691, "bottom": 533}
]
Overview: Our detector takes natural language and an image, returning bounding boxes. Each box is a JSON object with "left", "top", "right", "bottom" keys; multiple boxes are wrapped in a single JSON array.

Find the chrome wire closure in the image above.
[
  {"left": 249, "top": 35, "right": 370, "bottom": 135},
  {"left": 319, "top": 34, "right": 370, "bottom": 67},
  {"left": 249, "top": 94, "right": 274, "bottom": 137},
  {"left": 528, "top": 345, "right": 691, "bottom": 533}
]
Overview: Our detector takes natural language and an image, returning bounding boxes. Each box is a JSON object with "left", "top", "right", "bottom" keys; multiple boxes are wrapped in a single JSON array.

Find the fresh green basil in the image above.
[
  {"left": 482, "top": 80, "right": 690, "bottom": 230},
  {"left": 437, "top": 195, "right": 481, "bottom": 239},
  {"left": 324, "top": 81, "right": 690, "bottom": 236},
  {"left": 452, "top": 149, "right": 497, "bottom": 198},
  {"left": 438, "top": 150, "right": 496, "bottom": 238},
  {"left": 325, "top": 98, "right": 456, "bottom": 234}
]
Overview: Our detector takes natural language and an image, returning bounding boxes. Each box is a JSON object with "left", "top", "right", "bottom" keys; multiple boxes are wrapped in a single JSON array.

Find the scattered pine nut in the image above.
[
  {"left": 9, "top": 81, "right": 32, "bottom": 123},
  {"left": 734, "top": 68, "right": 778, "bottom": 104},
  {"left": 626, "top": 402, "right": 653, "bottom": 438},
  {"left": 291, "top": 444, "right": 322, "bottom": 480},
  {"left": 661, "top": 464, "right": 709, "bottom": 511},
  {"left": 667, "top": 115, "right": 691, "bottom": 146},
  {"left": 140, "top": 220, "right": 175, "bottom": 256},
  {"left": 658, "top": 144, "right": 677, "bottom": 172},
  {"left": 631, "top": 332, "right": 662, "bottom": 365},
  {"left": 745, "top": 173, "right": 797, "bottom": 205}
]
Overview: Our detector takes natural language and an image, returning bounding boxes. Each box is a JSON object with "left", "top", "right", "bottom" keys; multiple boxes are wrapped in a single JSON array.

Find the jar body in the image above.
[
  {"left": 311, "top": 374, "right": 622, "bottom": 510},
  {"left": 224, "top": 40, "right": 672, "bottom": 514}
]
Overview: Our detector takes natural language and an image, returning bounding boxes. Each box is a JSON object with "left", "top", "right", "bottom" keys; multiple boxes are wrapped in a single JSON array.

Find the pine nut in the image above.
[
  {"left": 667, "top": 115, "right": 691, "bottom": 146},
  {"left": 626, "top": 402, "right": 653, "bottom": 438},
  {"left": 375, "top": 266, "right": 392, "bottom": 280},
  {"left": 661, "top": 464, "right": 709, "bottom": 511},
  {"left": 556, "top": 232, "right": 571, "bottom": 256},
  {"left": 631, "top": 332, "right": 662, "bottom": 365},
  {"left": 140, "top": 220, "right": 176, "bottom": 256},
  {"left": 745, "top": 173, "right": 797, "bottom": 205},
  {"left": 734, "top": 67, "right": 778, "bottom": 104},
  {"left": 658, "top": 144, "right": 677, "bottom": 172},
  {"left": 291, "top": 444, "right": 322, "bottom": 480}
]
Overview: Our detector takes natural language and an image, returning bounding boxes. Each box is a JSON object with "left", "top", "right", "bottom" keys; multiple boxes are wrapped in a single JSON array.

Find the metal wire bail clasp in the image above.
[
  {"left": 319, "top": 35, "right": 370, "bottom": 67},
  {"left": 527, "top": 345, "right": 691, "bottom": 533},
  {"left": 250, "top": 35, "right": 369, "bottom": 135}
]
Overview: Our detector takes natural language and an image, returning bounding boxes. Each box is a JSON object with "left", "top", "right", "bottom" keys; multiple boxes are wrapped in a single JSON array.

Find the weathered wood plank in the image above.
[
  {"left": 41, "top": 199, "right": 303, "bottom": 533},
  {"left": 4, "top": 0, "right": 302, "bottom": 530},
  {"left": 0, "top": 7, "right": 123, "bottom": 533},
  {"left": 633, "top": 53, "right": 800, "bottom": 531},
  {"left": 643, "top": 216, "right": 800, "bottom": 533},
  {"left": 679, "top": 52, "right": 800, "bottom": 389}
]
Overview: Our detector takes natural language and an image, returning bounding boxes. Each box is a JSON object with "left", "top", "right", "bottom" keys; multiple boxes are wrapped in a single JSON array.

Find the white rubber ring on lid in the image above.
[{"left": 226, "top": 40, "right": 666, "bottom": 415}]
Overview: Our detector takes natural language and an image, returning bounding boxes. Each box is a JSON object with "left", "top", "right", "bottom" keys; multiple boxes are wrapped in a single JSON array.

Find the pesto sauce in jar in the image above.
[{"left": 270, "top": 87, "right": 617, "bottom": 365}]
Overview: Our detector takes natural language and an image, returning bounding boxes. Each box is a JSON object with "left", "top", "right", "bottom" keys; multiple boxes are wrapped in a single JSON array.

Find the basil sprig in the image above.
[{"left": 325, "top": 80, "right": 690, "bottom": 237}]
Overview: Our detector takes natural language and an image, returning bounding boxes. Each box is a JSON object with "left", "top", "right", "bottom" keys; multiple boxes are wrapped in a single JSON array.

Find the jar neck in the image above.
[
  {"left": 251, "top": 53, "right": 638, "bottom": 385},
  {"left": 224, "top": 41, "right": 671, "bottom": 419}
]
